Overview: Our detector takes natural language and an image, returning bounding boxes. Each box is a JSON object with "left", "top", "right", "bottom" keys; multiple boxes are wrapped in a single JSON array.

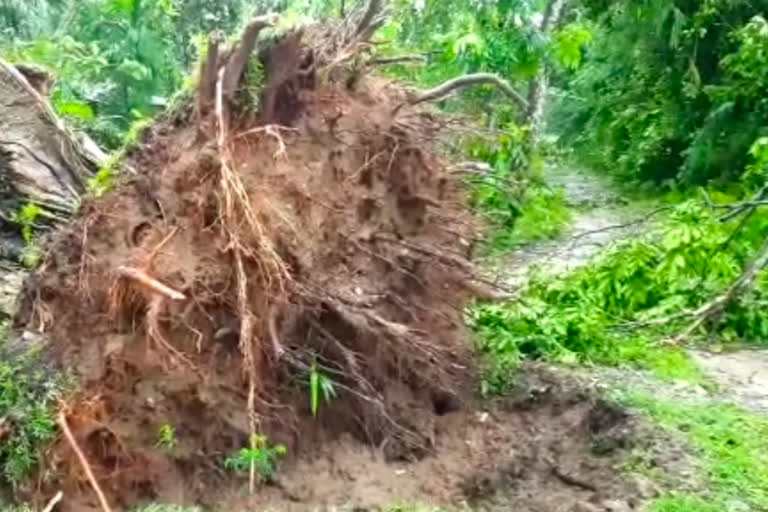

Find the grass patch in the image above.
[
  {"left": 483, "top": 185, "right": 572, "bottom": 253},
  {"left": 0, "top": 324, "right": 61, "bottom": 487},
  {"left": 618, "top": 392, "right": 768, "bottom": 511}
]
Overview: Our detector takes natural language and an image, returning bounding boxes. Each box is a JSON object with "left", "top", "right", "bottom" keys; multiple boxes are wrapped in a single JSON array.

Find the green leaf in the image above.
[
  {"left": 310, "top": 363, "right": 319, "bottom": 417},
  {"left": 56, "top": 101, "right": 95, "bottom": 120}
]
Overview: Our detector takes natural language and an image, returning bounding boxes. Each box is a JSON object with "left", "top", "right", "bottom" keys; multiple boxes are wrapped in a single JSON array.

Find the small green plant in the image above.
[
  {"left": 0, "top": 322, "right": 61, "bottom": 486},
  {"left": 87, "top": 162, "right": 117, "bottom": 197},
  {"left": 241, "top": 56, "right": 266, "bottom": 111},
  {"left": 156, "top": 423, "right": 177, "bottom": 451},
  {"left": 484, "top": 184, "right": 572, "bottom": 253},
  {"left": 14, "top": 202, "right": 42, "bottom": 244},
  {"left": 309, "top": 359, "right": 337, "bottom": 417},
  {"left": 224, "top": 434, "right": 286, "bottom": 483}
]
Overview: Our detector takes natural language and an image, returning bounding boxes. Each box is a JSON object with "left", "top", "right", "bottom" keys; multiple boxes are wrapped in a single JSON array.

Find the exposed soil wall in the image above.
[{"left": 12, "top": 21, "right": 482, "bottom": 510}]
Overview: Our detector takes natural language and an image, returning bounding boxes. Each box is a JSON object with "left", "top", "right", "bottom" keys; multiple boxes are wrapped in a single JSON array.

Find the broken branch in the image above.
[
  {"left": 671, "top": 230, "right": 768, "bottom": 343},
  {"left": 408, "top": 73, "right": 528, "bottom": 110},
  {"left": 116, "top": 266, "right": 186, "bottom": 301}
]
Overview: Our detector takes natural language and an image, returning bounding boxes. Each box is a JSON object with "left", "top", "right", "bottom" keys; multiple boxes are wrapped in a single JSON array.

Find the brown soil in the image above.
[
  {"left": 220, "top": 368, "right": 654, "bottom": 512},
  {"left": 12, "top": 23, "right": 481, "bottom": 511}
]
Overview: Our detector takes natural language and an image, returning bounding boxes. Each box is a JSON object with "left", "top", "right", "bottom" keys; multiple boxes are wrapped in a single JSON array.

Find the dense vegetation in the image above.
[
  {"left": 557, "top": 0, "right": 768, "bottom": 186},
  {"left": 2, "top": 0, "right": 768, "bottom": 511}
]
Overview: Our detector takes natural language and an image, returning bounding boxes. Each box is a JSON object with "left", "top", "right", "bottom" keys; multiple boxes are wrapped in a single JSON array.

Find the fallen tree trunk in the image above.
[{"left": 0, "top": 58, "right": 103, "bottom": 317}]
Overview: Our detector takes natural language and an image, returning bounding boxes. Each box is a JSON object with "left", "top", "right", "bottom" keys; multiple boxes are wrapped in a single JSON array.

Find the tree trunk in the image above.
[
  {"left": 0, "top": 58, "right": 103, "bottom": 318},
  {"left": 524, "top": 0, "right": 567, "bottom": 142}
]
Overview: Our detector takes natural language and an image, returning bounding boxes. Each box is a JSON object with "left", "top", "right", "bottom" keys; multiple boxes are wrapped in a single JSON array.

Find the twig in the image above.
[
  {"left": 565, "top": 206, "right": 672, "bottom": 245},
  {"left": 407, "top": 73, "right": 527, "bottom": 110},
  {"left": 116, "top": 266, "right": 186, "bottom": 301},
  {"left": 267, "top": 307, "right": 285, "bottom": 360},
  {"left": 41, "top": 491, "right": 64, "bottom": 512},
  {"left": 58, "top": 411, "right": 113, "bottom": 512},
  {"left": 368, "top": 54, "right": 427, "bottom": 66},
  {"left": 708, "top": 181, "right": 768, "bottom": 222},
  {"left": 147, "top": 226, "right": 179, "bottom": 262},
  {"left": 448, "top": 161, "right": 494, "bottom": 176}
]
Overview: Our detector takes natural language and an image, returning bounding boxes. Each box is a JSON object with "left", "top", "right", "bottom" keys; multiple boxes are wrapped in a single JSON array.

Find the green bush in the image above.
[
  {"left": 557, "top": 1, "right": 768, "bottom": 186},
  {"left": 471, "top": 195, "right": 768, "bottom": 392},
  {"left": 0, "top": 325, "right": 61, "bottom": 486}
]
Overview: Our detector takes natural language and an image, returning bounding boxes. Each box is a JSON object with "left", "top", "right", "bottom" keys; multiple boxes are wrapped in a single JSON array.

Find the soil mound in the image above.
[{"left": 12, "top": 10, "right": 481, "bottom": 511}]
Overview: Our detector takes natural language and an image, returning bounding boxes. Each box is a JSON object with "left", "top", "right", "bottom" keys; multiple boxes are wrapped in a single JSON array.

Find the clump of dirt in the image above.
[
  {"left": 12, "top": 13, "right": 482, "bottom": 511},
  {"left": 218, "top": 366, "right": 665, "bottom": 512}
]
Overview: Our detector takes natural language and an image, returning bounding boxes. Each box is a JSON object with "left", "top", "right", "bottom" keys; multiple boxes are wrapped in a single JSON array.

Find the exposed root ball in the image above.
[{"left": 15, "top": 24, "right": 478, "bottom": 510}]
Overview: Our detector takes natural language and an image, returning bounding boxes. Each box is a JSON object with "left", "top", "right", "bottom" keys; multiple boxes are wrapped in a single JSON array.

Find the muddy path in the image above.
[
  {"left": 490, "top": 165, "right": 650, "bottom": 288},
  {"left": 500, "top": 165, "right": 768, "bottom": 416}
]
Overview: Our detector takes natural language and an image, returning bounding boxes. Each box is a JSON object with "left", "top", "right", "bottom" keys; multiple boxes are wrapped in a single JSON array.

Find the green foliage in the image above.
[
  {"left": 88, "top": 164, "right": 118, "bottom": 198},
  {"left": 558, "top": 0, "right": 768, "bottom": 186},
  {"left": 0, "top": 323, "right": 61, "bottom": 486},
  {"left": 14, "top": 203, "right": 41, "bottom": 244},
  {"left": 553, "top": 22, "right": 593, "bottom": 71},
  {"left": 484, "top": 184, "right": 571, "bottom": 252},
  {"left": 622, "top": 392, "right": 768, "bottom": 511},
  {"left": 308, "top": 360, "right": 337, "bottom": 418},
  {"left": 0, "top": 0, "right": 251, "bottom": 149},
  {"left": 471, "top": 191, "right": 768, "bottom": 392},
  {"left": 224, "top": 434, "right": 286, "bottom": 482},
  {"left": 12, "top": 203, "right": 43, "bottom": 268}
]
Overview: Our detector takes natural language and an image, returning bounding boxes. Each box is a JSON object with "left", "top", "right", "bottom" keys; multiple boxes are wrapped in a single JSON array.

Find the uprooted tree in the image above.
[
  {"left": 1, "top": 3, "right": 515, "bottom": 509},
  {"left": 0, "top": 59, "right": 105, "bottom": 318}
]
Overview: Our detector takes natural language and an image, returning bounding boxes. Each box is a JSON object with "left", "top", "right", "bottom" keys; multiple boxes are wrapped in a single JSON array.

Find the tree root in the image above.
[{"left": 58, "top": 409, "right": 114, "bottom": 512}]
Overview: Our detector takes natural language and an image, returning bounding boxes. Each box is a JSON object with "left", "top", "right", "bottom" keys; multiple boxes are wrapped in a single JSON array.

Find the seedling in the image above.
[
  {"left": 309, "top": 359, "right": 337, "bottom": 417},
  {"left": 225, "top": 434, "right": 286, "bottom": 489},
  {"left": 156, "top": 423, "right": 177, "bottom": 451}
]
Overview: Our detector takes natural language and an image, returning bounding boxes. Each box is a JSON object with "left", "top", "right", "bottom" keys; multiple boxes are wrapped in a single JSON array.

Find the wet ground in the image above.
[{"left": 500, "top": 165, "right": 768, "bottom": 416}]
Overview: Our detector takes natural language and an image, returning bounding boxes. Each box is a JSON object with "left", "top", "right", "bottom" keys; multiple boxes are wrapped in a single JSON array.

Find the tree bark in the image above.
[
  {"left": 524, "top": 0, "right": 567, "bottom": 142},
  {"left": 407, "top": 73, "right": 527, "bottom": 110},
  {"left": 0, "top": 58, "right": 103, "bottom": 317}
]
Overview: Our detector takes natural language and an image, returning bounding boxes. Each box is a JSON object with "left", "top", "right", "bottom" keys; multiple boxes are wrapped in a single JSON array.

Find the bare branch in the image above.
[
  {"left": 408, "top": 73, "right": 527, "bottom": 110},
  {"left": 368, "top": 54, "right": 427, "bottom": 66}
]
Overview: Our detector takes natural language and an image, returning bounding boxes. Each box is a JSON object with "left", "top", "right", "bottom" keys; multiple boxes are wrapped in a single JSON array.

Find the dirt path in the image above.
[
  {"left": 502, "top": 165, "right": 768, "bottom": 416},
  {"left": 492, "top": 165, "right": 647, "bottom": 287}
]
